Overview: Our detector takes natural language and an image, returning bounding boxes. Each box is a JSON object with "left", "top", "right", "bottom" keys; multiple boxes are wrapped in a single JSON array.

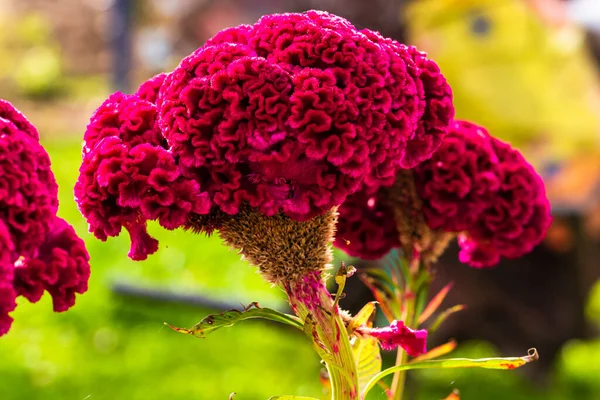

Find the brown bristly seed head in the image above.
[
  {"left": 185, "top": 209, "right": 231, "bottom": 236},
  {"left": 218, "top": 205, "right": 338, "bottom": 285},
  {"left": 386, "top": 170, "right": 454, "bottom": 265}
]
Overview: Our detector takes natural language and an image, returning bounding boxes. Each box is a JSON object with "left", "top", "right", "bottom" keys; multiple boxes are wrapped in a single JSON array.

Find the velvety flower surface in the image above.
[
  {"left": 363, "top": 320, "right": 427, "bottom": 356},
  {"left": 0, "top": 100, "right": 91, "bottom": 336},
  {"left": 335, "top": 120, "right": 551, "bottom": 267},
  {"left": 14, "top": 217, "right": 90, "bottom": 312},
  {"left": 76, "top": 93, "right": 211, "bottom": 260},
  {"left": 75, "top": 11, "right": 453, "bottom": 260},
  {"left": 0, "top": 99, "right": 39, "bottom": 140},
  {"left": 81, "top": 92, "right": 165, "bottom": 154},
  {"left": 136, "top": 73, "right": 167, "bottom": 104},
  {"left": 457, "top": 136, "right": 552, "bottom": 267},
  {"left": 0, "top": 220, "right": 16, "bottom": 336},
  {"left": 76, "top": 136, "right": 211, "bottom": 260},
  {"left": 157, "top": 10, "right": 453, "bottom": 220},
  {"left": 0, "top": 117, "right": 57, "bottom": 258},
  {"left": 414, "top": 120, "right": 501, "bottom": 234},
  {"left": 335, "top": 189, "right": 400, "bottom": 260}
]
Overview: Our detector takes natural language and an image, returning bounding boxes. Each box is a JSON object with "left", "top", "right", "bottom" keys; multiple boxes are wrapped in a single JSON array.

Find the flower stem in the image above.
[
  {"left": 390, "top": 294, "right": 416, "bottom": 400},
  {"left": 286, "top": 277, "right": 359, "bottom": 400}
]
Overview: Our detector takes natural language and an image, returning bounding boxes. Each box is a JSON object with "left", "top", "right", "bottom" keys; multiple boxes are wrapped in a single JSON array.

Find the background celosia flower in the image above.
[
  {"left": 335, "top": 120, "right": 552, "bottom": 268},
  {"left": 0, "top": 117, "right": 57, "bottom": 258},
  {"left": 13, "top": 217, "right": 90, "bottom": 312},
  {"left": 76, "top": 94, "right": 211, "bottom": 260},
  {"left": 0, "top": 220, "right": 17, "bottom": 336},
  {"left": 156, "top": 10, "right": 453, "bottom": 221},
  {"left": 0, "top": 100, "right": 91, "bottom": 336}
]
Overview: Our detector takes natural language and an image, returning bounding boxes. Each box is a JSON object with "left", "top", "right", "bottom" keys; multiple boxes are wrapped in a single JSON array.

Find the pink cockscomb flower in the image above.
[
  {"left": 75, "top": 94, "right": 211, "bottom": 260},
  {"left": 13, "top": 217, "right": 90, "bottom": 312},
  {"left": 136, "top": 73, "right": 167, "bottom": 104},
  {"left": 157, "top": 10, "right": 453, "bottom": 221},
  {"left": 456, "top": 136, "right": 552, "bottom": 267},
  {"left": 0, "top": 220, "right": 17, "bottom": 336},
  {"left": 359, "top": 320, "right": 428, "bottom": 356},
  {"left": 0, "top": 99, "right": 39, "bottom": 140},
  {"left": 0, "top": 117, "right": 57, "bottom": 258},
  {"left": 335, "top": 189, "right": 400, "bottom": 260},
  {"left": 335, "top": 120, "right": 552, "bottom": 268},
  {"left": 0, "top": 100, "right": 90, "bottom": 336}
]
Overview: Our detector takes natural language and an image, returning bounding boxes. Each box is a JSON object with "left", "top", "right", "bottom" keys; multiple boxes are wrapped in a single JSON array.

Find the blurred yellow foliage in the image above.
[{"left": 406, "top": 0, "right": 600, "bottom": 166}]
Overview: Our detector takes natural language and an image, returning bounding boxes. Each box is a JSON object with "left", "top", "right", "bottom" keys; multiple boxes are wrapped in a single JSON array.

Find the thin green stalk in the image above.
[{"left": 390, "top": 294, "right": 416, "bottom": 400}]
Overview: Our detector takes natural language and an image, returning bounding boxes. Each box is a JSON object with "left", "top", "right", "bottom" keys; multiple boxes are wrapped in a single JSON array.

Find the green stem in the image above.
[
  {"left": 390, "top": 294, "right": 416, "bottom": 400},
  {"left": 287, "top": 281, "right": 359, "bottom": 400}
]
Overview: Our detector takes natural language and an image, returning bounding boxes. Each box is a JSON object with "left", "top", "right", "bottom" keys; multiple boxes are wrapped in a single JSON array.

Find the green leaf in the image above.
[
  {"left": 418, "top": 282, "right": 453, "bottom": 325},
  {"left": 166, "top": 302, "right": 303, "bottom": 338},
  {"left": 353, "top": 335, "right": 382, "bottom": 394},
  {"left": 428, "top": 304, "right": 467, "bottom": 333},
  {"left": 347, "top": 301, "right": 377, "bottom": 334},
  {"left": 362, "top": 348, "right": 539, "bottom": 397},
  {"left": 268, "top": 396, "right": 320, "bottom": 399}
]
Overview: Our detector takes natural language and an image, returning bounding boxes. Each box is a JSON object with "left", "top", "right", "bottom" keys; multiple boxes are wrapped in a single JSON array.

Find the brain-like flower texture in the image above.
[
  {"left": 0, "top": 100, "right": 90, "bottom": 336},
  {"left": 76, "top": 10, "right": 453, "bottom": 260},
  {"left": 335, "top": 120, "right": 552, "bottom": 268}
]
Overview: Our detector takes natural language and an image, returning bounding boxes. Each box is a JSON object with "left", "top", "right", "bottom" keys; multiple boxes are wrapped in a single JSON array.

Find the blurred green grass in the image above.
[{"left": 1, "top": 138, "right": 599, "bottom": 400}]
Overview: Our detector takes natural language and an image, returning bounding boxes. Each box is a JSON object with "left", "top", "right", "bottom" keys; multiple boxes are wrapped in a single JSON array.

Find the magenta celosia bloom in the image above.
[
  {"left": 414, "top": 120, "right": 502, "bottom": 233},
  {"left": 75, "top": 93, "right": 211, "bottom": 260},
  {"left": 335, "top": 189, "right": 400, "bottom": 260},
  {"left": 0, "top": 220, "right": 17, "bottom": 336},
  {"left": 0, "top": 117, "right": 57, "bottom": 258},
  {"left": 157, "top": 10, "right": 453, "bottom": 220},
  {"left": 76, "top": 10, "right": 453, "bottom": 259},
  {"left": 135, "top": 73, "right": 167, "bottom": 104},
  {"left": 360, "top": 320, "right": 427, "bottom": 356},
  {"left": 0, "top": 100, "right": 90, "bottom": 336},
  {"left": 456, "top": 136, "right": 552, "bottom": 267},
  {"left": 0, "top": 99, "right": 39, "bottom": 140},
  {"left": 81, "top": 92, "right": 165, "bottom": 154},
  {"left": 13, "top": 217, "right": 90, "bottom": 312},
  {"left": 335, "top": 120, "right": 552, "bottom": 267}
]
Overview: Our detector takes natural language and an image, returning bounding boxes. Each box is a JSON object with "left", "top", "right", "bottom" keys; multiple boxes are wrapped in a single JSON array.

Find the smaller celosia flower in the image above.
[
  {"left": 335, "top": 120, "right": 552, "bottom": 268},
  {"left": 359, "top": 320, "right": 427, "bottom": 356}
]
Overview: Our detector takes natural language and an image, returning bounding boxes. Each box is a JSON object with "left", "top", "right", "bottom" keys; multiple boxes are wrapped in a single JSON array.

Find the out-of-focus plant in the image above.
[
  {"left": 0, "top": 99, "right": 90, "bottom": 336},
  {"left": 0, "top": 12, "right": 63, "bottom": 98},
  {"left": 69, "top": 10, "right": 548, "bottom": 400}
]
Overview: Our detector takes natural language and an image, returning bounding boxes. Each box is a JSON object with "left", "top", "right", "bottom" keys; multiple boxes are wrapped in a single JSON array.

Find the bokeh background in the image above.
[{"left": 1, "top": 0, "right": 599, "bottom": 399}]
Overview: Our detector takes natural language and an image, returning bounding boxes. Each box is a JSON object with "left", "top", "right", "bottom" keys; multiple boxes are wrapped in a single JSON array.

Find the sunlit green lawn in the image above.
[{"left": 1, "top": 138, "right": 599, "bottom": 400}]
